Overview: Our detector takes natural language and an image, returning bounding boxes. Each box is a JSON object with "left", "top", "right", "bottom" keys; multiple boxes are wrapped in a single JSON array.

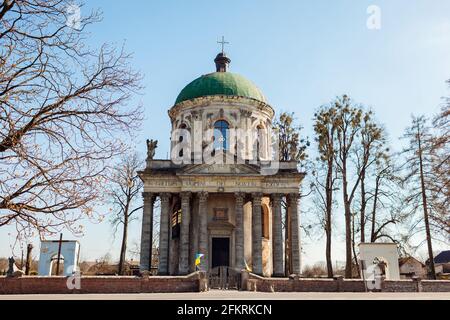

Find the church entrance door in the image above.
[
  {"left": 209, "top": 238, "right": 240, "bottom": 290},
  {"left": 211, "top": 237, "right": 230, "bottom": 268}
]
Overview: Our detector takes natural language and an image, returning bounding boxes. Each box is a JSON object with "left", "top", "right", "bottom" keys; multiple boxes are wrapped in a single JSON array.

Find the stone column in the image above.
[
  {"left": 289, "top": 193, "right": 301, "bottom": 275},
  {"left": 198, "top": 192, "right": 209, "bottom": 272},
  {"left": 234, "top": 192, "right": 245, "bottom": 270},
  {"left": 251, "top": 192, "right": 263, "bottom": 275},
  {"left": 271, "top": 193, "right": 284, "bottom": 277},
  {"left": 140, "top": 192, "right": 155, "bottom": 272},
  {"left": 189, "top": 207, "right": 196, "bottom": 273},
  {"left": 158, "top": 193, "right": 171, "bottom": 275},
  {"left": 179, "top": 192, "right": 191, "bottom": 275}
]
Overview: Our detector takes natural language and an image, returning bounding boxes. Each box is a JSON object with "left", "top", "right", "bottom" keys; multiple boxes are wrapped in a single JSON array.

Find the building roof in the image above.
[
  {"left": 399, "top": 256, "right": 425, "bottom": 267},
  {"left": 175, "top": 72, "right": 267, "bottom": 105},
  {"left": 434, "top": 250, "right": 450, "bottom": 264}
]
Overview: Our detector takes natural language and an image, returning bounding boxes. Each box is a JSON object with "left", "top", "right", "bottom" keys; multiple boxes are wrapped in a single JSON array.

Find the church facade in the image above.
[{"left": 139, "top": 52, "right": 305, "bottom": 277}]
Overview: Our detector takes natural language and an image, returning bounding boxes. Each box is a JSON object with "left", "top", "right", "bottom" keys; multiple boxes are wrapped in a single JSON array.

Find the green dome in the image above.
[{"left": 175, "top": 72, "right": 267, "bottom": 105}]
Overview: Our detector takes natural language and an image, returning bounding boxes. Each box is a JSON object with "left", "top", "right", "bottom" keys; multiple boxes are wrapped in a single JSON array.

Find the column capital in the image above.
[
  {"left": 251, "top": 192, "right": 263, "bottom": 205},
  {"left": 198, "top": 191, "right": 209, "bottom": 202},
  {"left": 270, "top": 193, "right": 283, "bottom": 203},
  {"left": 288, "top": 193, "right": 300, "bottom": 203},
  {"left": 160, "top": 193, "right": 171, "bottom": 202},
  {"left": 142, "top": 192, "right": 156, "bottom": 201},
  {"left": 234, "top": 192, "right": 246, "bottom": 202},
  {"left": 251, "top": 192, "right": 263, "bottom": 199},
  {"left": 180, "top": 191, "right": 192, "bottom": 200}
]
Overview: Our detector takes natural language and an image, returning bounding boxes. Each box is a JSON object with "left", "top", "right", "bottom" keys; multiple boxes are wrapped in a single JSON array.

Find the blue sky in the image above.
[{"left": 1, "top": 0, "right": 450, "bottom": 265}]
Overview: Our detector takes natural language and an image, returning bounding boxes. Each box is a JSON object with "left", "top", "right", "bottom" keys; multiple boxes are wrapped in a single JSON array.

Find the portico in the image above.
[{"left": 139, "top": 162, "right": 303, "bottom": 277}]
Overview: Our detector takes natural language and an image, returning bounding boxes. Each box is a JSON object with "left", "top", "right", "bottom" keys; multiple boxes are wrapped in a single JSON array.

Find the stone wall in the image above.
[
  {"left": 245, "top": 274, "right": 364, "bottom": 292},
  {"left": 381, "top": 280, "right": 419, "bottom": 292},
  {"left": 1, "top": 272, "right": 449, "bottom": 294},
  {"left": 0, "top": 272, "right": 206, "bottom": 295},
  {"left": 421, "top": 280, "right": 450, "bottom": 292},
  {"left": 245, "top": 273, "right": 450, "bottom": 293}
]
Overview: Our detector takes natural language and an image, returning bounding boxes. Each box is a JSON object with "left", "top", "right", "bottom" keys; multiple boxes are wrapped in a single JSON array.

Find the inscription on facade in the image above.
[
  {"left": 235, "top": 181, "right": 258, "bottom": 187},
  {"left": 145, "top": 177, "right": 300, "bottom": 192},
  {"left": 147, "top": 180, "right": 180, "bottom": 187}
]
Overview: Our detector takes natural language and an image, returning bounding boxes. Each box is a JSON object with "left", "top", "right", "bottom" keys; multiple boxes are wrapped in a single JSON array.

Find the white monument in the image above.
[
  {"left": 359, "top": 243, "right": 400, "bottom": 280},
  {"left": 38, "top": 240, "right": 80, "bottom": 276}
]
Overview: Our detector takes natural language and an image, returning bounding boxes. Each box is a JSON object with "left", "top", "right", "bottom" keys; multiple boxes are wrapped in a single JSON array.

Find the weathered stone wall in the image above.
[
  {"left": 0, "top": 273, "right": 205, "bottom": 295},
  {"left": 382, "top": 280, "right": 419, "bottom": 292},
  {"left": 2, "top": 272, "right": 449, "bottom": 294},
  {"left": 421, "top": 280, "right": 450, "bottom": 292},
  {"left": 246, "top": 274, "right": 362, "bottom": 292},
  {"left": 245, "top": 273, "right": 450, "bottom": 293}
]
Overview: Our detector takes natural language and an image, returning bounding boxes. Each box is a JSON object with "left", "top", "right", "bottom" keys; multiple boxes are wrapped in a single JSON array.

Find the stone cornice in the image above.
[
  {"left": 168, "top": 95, "right": 275, "bottom": 121},
  {"left": 141, "top": 173, "right": 305, "bottom": 194}
]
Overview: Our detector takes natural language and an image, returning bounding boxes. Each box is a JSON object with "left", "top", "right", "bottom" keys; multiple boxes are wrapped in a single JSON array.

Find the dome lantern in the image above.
[
  {"left": 215, "top": 36, "right": 231, "bottom": 72},
  {"left": 214, "top": 52, "right": 231, "bottom": 72}
]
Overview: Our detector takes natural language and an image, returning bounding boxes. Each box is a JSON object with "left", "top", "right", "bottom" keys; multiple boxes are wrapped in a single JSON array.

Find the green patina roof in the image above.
[{"left": 175, "top": 72, "right": 267, "bottom": 105}]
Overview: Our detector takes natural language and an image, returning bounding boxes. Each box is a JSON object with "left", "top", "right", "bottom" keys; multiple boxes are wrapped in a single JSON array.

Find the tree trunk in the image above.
[
  {"left": 418, "top": 132, "right": 436, "bottom": 280},
  {"left": 118, "top": 213, "right": 129, "bottom": 275},
  {"left": 25, "top": 244, "right": 33, "bottom": 276},
  {"left": 351, "top": 212, "right": 360, "bottom": 277},
  {"left": 342, "top": 163, "right": 353, "bottom": 278},
  {"left": 325, "top": 225, "right": 333, "bottom": 278},
  {"left": 370, "top": 175, "right": 380, "bottom": 242},
  {"left": 360, "top": 169, "right": 366, "bottom": 243},
  {"left": 325, "top": 159, "right": 334, "bottom": 278}
]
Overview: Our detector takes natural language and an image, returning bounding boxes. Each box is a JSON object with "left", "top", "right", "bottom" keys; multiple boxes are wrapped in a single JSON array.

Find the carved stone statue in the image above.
[
  {"left": 6, "top": 257, "right": 23, "bottom": 277},
  {"left": 6, "top": 257, "right": 15, "bottom": 277},
  {"left": 146, "top": 139, "right": 158, "bottom": 160}
]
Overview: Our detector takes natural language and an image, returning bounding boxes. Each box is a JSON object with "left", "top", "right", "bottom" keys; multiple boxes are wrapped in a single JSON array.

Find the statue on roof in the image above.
[{"left": 146, "top": 139, "right": 158, "bottom": 160}]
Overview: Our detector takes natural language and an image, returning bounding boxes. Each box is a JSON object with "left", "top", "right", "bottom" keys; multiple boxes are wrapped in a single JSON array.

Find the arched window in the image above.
[
  {"left": 50, "top": 254, "right": 65, "bottom": 275},
  {"left": 214, "top": 120, "right": 229, "bottom": 151},
  {"left": 178, "top": 124, "right": 187, "bottom": 158},
  {"left": 256, "top": 124, "right": 267, "bottom": 160}
]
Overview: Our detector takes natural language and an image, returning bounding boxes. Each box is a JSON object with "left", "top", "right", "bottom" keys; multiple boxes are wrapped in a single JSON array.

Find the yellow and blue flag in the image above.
[
  {"left": 244, "top": 259, "right": 252, "bottom": 272},
  {"left": 195, "top": 254, "right": 204, "bottom": 267}
]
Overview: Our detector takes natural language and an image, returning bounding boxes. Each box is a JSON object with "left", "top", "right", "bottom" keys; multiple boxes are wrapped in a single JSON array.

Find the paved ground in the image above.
[{"left": 1, "top": 290, "right": 449, "bottom": 300}]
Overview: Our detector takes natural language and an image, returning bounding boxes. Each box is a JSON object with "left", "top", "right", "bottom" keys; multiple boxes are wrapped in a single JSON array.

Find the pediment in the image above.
[{"left": 179, "top": 164, "right": 260, "bottom": 175}]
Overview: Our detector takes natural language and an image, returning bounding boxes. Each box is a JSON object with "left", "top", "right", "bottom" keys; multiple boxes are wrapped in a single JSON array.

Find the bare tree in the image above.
[
  {"left": 312, "top": 106, "right": 339, "bottom": 278},
  {"left": 401, "top": 116, "right": 436, "bottom": 279},
  {"left": 348, "top": 114, "right": 392, "bottom": 274},
  {"left": 331, "top": 95, "right": 364, "bottom": 278},
  {"left": 109, "top": 153, "right": 143, "bottom": 275},
  {"left": 368, "top": 157, "right": 404, "bottom": 243},
  {"left": 429, "top": 103, "right": 450, "bottom": 237},
  {"left": 326, "top": 95, "right": 388, "bottom": 278},
  {"left": 273, "top": 112, "right": 309, "bottom": 164},
  {"left": 0, "top": 1, "right": 143, "bottom": 237},
  {"left": 354, "top": 112, "right": 384, "bottom": 243}
]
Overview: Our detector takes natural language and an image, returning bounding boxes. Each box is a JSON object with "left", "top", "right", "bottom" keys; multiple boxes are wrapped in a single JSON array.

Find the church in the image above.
[{"left": 139, "top": 49, "right": 305, "bottom": 278}]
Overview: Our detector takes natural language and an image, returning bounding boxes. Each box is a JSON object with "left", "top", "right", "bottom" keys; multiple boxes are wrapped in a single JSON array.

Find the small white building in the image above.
[
  {"left": 433, "top": 250, "right": 450, "bottom": 276},
  {"left": 38, "top": 240, "right": 80, "bottom": 276},
  {"left": 399, "top": 256, "right": 426, "bottom": 279},
  {"left": 359, "top": 243, "right": 400, "bottom": 280}
]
